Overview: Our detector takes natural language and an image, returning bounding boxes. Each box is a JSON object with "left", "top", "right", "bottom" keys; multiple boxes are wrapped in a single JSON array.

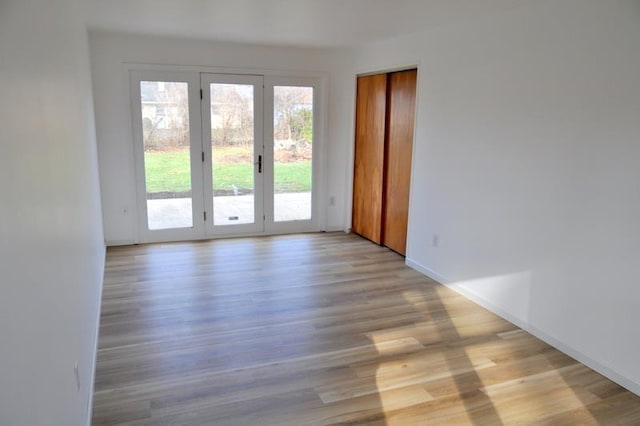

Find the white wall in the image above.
[
  {"left": 352, "top": 0, "right": 640, "bottom": 394},
  {"left": 0, "top": 0, "right": 105, "bottom": 424},
  {"left": 90, "top": 32, "right": 354, "bottom": 245}
]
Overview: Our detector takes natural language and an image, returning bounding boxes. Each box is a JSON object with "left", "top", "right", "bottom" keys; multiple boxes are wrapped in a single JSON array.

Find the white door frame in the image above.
[
  {"left": 264, "top": 76, "right": 324, "bottom": 234},
  {"left": 130, "top": 70, "right": 205, "bottom": 244},
  {"left": 130, "top": 69, "right": 325, "bottom": 243},
  {"left": 200, "top": 73, "right": 265, "bottom": 236}
]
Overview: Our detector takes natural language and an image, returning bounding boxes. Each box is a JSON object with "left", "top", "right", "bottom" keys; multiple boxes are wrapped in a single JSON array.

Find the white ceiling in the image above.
[{"left": 83, "top": 0, "right": 529, "bottom": 48}]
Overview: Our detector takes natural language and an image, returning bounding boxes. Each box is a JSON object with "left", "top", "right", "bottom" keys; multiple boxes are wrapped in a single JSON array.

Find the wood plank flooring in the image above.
[{"left": 93, "top": 232, "right": 640, "bottom": 425}]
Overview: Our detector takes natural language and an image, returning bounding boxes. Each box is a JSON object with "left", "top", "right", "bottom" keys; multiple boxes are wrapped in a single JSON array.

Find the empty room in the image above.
[{"left": 1, "top": 0, "right": 640, "bottom": 424}]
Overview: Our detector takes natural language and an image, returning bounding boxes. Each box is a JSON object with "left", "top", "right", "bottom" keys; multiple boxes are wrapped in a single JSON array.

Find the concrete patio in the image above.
[{"left": 147, "top": 192, "right": 311, "bottom": 230}]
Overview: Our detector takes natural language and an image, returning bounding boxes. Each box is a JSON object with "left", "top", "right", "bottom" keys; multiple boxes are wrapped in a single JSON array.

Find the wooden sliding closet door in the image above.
[
  {"left": 352, "top": 69, "right": 417, "bottom": 254},
  {"left": 383, "top": 69, "right": 417, "bottom": 255},
  {"left": 352, "top": 73, "right": 387, "bottom": 244}
]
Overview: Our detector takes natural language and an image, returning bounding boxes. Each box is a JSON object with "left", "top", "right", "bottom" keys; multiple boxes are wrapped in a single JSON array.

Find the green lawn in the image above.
[{"left": 144, "top": 149, "right": 311, "bottom": 193}]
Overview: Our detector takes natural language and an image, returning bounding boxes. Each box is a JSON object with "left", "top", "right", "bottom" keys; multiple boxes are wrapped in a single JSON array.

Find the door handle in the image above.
[{"left": 255, "top": 155, "right": 262, "bottom": 173}]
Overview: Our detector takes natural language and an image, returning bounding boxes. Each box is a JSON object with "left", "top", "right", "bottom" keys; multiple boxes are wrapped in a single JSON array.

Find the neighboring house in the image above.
[{"left": 140, "top": 81, "right": 188, "bottom": 148}]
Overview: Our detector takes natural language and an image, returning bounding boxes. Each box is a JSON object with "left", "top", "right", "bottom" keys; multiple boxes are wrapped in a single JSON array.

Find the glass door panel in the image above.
[
  {"left": 201, "top": 74, "right": 264, "bottom": 235},
  {"left": 210, "top": 83, "right": 255, "bottom": 226},
  {"left": 131, "top": 71, "right": 204, "bottom": 243},
  {"left": 273, "top": 86, "right": 313, "bottom": 222},
  {"left": 140, "top": 81, "right": 193, "bottom": 230}
]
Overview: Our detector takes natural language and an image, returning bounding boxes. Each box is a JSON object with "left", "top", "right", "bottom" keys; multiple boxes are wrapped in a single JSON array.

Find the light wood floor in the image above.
[{"left": 93, "top": 233, "right": 640, "bottom": 425}]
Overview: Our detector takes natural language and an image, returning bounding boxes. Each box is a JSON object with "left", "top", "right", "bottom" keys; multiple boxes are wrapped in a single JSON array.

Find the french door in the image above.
[
  {"left": 131, "top": 70, "right": 320, "bottom": 243},
  {"left": 201, "top": 73, "right": 265, "bottom": 236}
]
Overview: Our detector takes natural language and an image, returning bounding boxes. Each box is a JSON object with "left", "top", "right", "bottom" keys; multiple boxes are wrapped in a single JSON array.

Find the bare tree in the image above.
[
  {"left": 165, "top": 82, "right": 189, "bottom": 147},
  {"left": 274, "top": 87, "right": 312, "bottom": 141},
  {"left": 141, "top": 81, "right": 189, "bottom": 149},
  {"left": 211, "top": 85, "right": 254, "bottom": 146}
]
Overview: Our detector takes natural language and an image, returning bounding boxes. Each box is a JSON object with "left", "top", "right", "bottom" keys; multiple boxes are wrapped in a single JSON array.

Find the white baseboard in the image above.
[
  {"left": 86, "top": 246, "right": 106, "bottom": 425},
  {"left": 405, "top": 257, "right": 640, "bottom": 397},
  {"left": 105, "top": 239, "right": 136, "bottom": 247},
  {"left": 405, "top": 258, "right": 448, "bottom": 284},
  {"left": 324, "top": 226, "right": 348, "bottom": 233}
]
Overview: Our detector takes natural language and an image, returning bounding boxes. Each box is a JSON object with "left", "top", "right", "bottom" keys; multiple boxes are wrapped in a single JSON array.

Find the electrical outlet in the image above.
[
  {"left": 329, "top": 196, "right": 335, "bottom": 207},
  {"left": 74, "top": 361, "right": 80, "bottom": 391},
  {"left": 432, "top": 234, "right": 439, "bottom": 247}
]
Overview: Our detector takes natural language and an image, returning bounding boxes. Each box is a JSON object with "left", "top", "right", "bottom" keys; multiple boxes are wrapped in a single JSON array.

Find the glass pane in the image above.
[
  {"left": 273, "top": 86, "right": 313, "bottom": 222},
  {"left": 210, "top": 83, "right": 255, "bottom": 226},
  {"left": 140, "top": 81, "right": 193, "bottom": 230}
]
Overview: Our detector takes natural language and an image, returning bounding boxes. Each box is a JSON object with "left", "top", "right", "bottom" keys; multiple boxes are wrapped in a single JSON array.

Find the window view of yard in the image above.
[
  {"left": 141, "top": 80, "right": 194, "bottom": 230},
  {"left": 273, "top": 85, "right": 313, "bottom": 221},
  {"left": 143, "top": 146, "right": 311, "bottom": 196}
]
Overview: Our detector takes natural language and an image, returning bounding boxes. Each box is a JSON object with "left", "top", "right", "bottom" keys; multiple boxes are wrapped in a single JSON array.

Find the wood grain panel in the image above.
[
  {"left": 352, "top": 73, "right": 387, "bottom": 244},
  {"left": 93, "top": 233, "right": 640, "bottom": 425},
  {"left": 383, "top": 69, "right": 417, "bottom": 255}
]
